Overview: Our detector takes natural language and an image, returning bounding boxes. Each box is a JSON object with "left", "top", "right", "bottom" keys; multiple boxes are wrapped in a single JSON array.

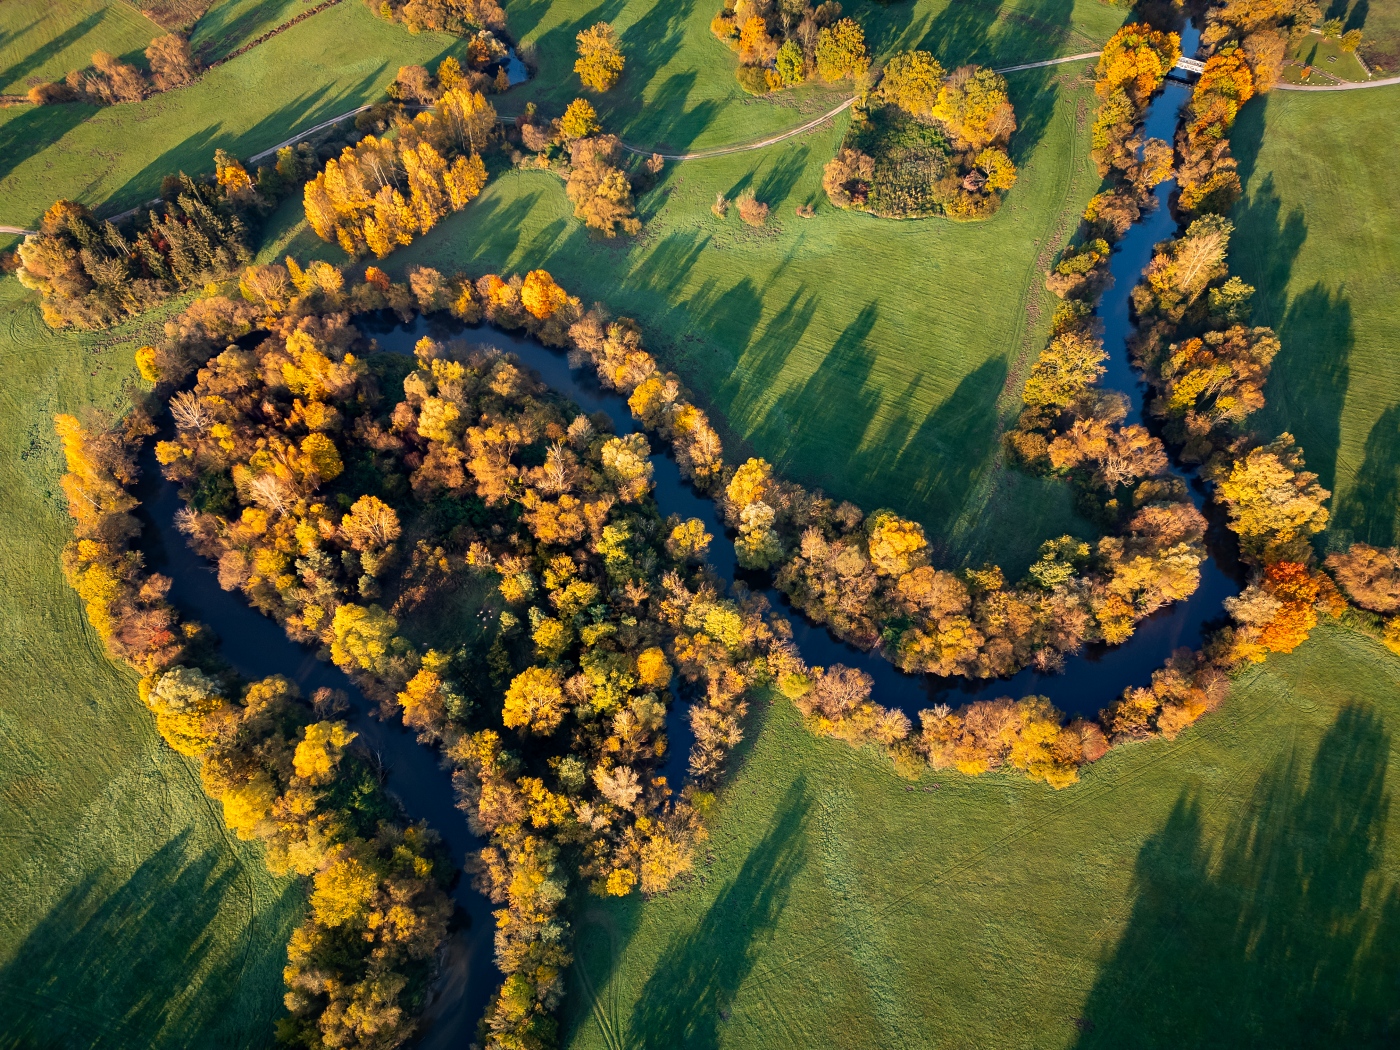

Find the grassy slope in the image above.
[
  {"left": 0, "top": 279, "right": 303, "bottom": 1048},
  {"left": 1229, "top": 85, "right": 1400, "bottom": 551},
  {"left": 190, "top": 0, "right": 307, "bottom": 59},
  {"left": 564, "top": 622, "right": 1400, "bottom": 1049},
  {"left": 0, "top": 0, "right": 162, "bottom": 96},
  {"left": 504, "top": 0, "right": 1125, "bottom": 153},
  {"left": 0, "top": 1, "right": 460, "bottom": 228}
]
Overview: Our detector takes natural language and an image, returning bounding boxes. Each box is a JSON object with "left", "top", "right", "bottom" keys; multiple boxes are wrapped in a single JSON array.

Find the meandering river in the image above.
[{"left": 136, "top": 24, "right": 1235, "bottom": 1044}]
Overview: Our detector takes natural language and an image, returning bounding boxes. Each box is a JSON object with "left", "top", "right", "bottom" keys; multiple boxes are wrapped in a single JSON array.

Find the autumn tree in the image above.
[
  {"left": 1095, "top": 23, "right": 1181, "bottom": 104},
  {"left": 933, "top": 65, "right": 1016, "bottom": 151},
  {"left": 503, "top": 666, "right": 567, "bottom": 734},
  {"left": 146, "top": 34, "right": 199, "bottom": 90},
  {"left": 815, "top": 18, "right": 869, "bottom": 82},
  {"left": 575, "top": 22, "right": 625, "bottom": 92},
  {"left": 566, "top": 135, "right": 641, "bottom": 237},
  {"left": 1213, "top": 433, "right": 1330, "bottom": 563},
  {"left": 1326, "top": 544, "right": 1400, "bottom": 614},
  {"left": 880, "top": 50, "right": 944, "bottom": 118},
  {"left": 558, "top": 97, "right": 601, "bottom": 141}
]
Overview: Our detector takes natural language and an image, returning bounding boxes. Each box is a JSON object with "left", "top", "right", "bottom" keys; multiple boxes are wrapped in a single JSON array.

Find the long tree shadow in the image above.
[
  {"left": 1074, "top": 703, "right": 1400, "bottom": 1048},
  {"left": 0, "top": 10, "right": 104, "bottom": 91},
  {"left": 0, "top": 829, "right": 302, "bottom": 1049},
  {"left": 625, "top": 776, "right": 810, "bottom": 1048},
  {"left": 1266, "top": 282, "right": 1353, "bottom": 496},
  {"left": 0, "top": 101, "right": 95, "bottom": 187},
  {"left": 1335, "top": 404, "right": 1400, "bottom": 547}
]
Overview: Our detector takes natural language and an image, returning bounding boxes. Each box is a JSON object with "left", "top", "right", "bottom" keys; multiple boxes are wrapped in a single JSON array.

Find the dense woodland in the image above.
[
  {"left": 130, "top": 264, "right": 797, "bottom": 1047},
  {"left": 825, "top": 55, "right": 1019, "bottom": 219}
]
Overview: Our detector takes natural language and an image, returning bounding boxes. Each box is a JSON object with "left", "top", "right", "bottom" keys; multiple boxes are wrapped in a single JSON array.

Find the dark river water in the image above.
[{"left": 136, "top": 25, "right": 1235, "bottom": 1044}]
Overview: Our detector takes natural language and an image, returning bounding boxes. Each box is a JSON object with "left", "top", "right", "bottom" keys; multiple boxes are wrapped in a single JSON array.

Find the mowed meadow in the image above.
[
  {"left": 1228, "top": 85, "right": 1400, "bottom": 553},
  {"left": 562, "top": 622, "right": 1400, "bottom": 1050},
  {"left": 0, "top": 0, "right": 460, "bottom": 228},
  {"left": 0, "top": 277, "right": 303, "bottom": 1047}
]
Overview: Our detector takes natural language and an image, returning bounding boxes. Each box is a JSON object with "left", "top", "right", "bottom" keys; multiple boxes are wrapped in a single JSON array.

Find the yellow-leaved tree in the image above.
[{"left": 575, "top": 21, "right": 625, "bottom": 92}]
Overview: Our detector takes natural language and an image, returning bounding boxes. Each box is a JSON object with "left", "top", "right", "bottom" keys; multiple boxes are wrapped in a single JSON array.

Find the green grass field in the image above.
[
  {"left": 0, "top": 0, "right": 162, "bottom": 97},
  {"left": 0, "top": 278, "right": 302, "bottom": 1048},
  {"left": 505, "top": 0, "right": 1127, "bottom": 154},
  {"left": 1229, "top": 85, "right": 1400, "bottom": 551},
  {"left": 267, "top": 61, "right": 1112, "bottom": 575},
  {"left": 0, "top": 1, "right": 460, "bottom": 229},
  {"left": 563, "top": 620, "right": 1400, "bottom": 1049}
]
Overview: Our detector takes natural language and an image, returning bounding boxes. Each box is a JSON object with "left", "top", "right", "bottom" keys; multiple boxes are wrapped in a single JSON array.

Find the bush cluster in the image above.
[
  {"left": 711, "top": 0, "right": 865, "bottom": 93},
  {"left": 825, "top": 57, "right": 1017, "bottom": 220},
  {"left": 17, "top": 147, "right": 313, "bottom": 330}
]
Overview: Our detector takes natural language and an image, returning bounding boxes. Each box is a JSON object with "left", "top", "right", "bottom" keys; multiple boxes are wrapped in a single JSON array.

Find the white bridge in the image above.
[{"left": 1173, "top": 55, "right": 1206, "bottom": 78}]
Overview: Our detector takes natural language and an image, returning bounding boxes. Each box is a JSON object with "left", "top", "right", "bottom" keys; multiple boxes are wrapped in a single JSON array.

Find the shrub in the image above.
[{"left": 736, "top": 191, "right": 769, "bottom": 226}]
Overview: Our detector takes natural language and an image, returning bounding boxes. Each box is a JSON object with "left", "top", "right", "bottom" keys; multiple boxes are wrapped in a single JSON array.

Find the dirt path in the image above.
[
  {"left": 1275, "top": 73, "right": 1400, "bottom": 90},
  {"left": 619, "top": 51, "right": 1104, "bottom": 161}
]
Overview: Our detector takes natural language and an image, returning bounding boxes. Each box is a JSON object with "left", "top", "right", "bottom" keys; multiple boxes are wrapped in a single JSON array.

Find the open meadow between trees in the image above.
[{"left": 1229, "top": 86, "right": 1400, "bottom": 553}]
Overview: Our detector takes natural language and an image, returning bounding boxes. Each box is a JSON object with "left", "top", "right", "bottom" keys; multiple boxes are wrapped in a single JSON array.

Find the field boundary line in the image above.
[{"left": 1274, "top": 73, "right": 1400, "bottom": 90}]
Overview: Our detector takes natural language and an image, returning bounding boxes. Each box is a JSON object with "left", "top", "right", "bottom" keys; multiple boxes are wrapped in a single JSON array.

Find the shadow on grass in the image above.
[
  {"left": 0, "top": 102, "right": 94, "bottom": 186},
  {"left": 0, "top": 10, "right": 104, "bottom": 92},
  {"left": 1335, "top": 404, "right": 1400, "bottom": 547},
  {"left": 0, "top": 829, "right": 301, "bottom": 1049},
  {"left": 1228, "top": 165, "right": 1357, "bottom": 499},
  {"left": 625, "top": 775, "right": 810, "bottom": 1048},
  {"left": 1073, "top": 703, "right": 1400, "bottom": 1048},
  {"left": 103, "top": 68, "right": 391, "bottom": 215}
]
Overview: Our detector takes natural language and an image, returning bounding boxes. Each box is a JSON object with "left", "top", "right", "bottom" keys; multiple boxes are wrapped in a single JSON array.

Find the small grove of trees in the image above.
[
  {"left": 710, "top": 0, "right": 866, "bottom": 94},
  {"left": 824, "top": 56, "right": 1017, "bottom": 220},
  {"left": 16, "top": 145, "right": 315, "bottom": 330},
  {"left": 511, "top": 100, "right": 645, "bottom": 237},
  {"left": 1176, "top": 0, "right": 1324, "bottom": 217},
  {"left": 26, "top": 35, "right": 200, "bottom": 105},
  {"left": 575, "top": 21, "right": 625, "bottom": 91},
  {"left": 1090, "top": 23, "right": 1180, "bottom": 177},
  {"left": 302, "top": 82, "right": 495, "bottom": 258},
  {"left": 366, "top": 0, "right": 507, "bottom": 37},
  {"left": 53, "top": 410, "right": 454, "bottom": 1050}
]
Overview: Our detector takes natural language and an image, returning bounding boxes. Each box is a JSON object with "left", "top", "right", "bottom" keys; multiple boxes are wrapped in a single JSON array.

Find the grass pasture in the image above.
[
  {"left": 504, "top": 0, "right": 1128, "bottom": 155},
  {"left": 0, "top": 1, "right": 460, "bottom": 229},
  {"left": 0, "top": 279, "right": 302, "bottom": 1048},
  {"left": 1228, "top": 85, "right": 1400, "bottom": 551},
  {"left": 563, "top": 621, "right": 1400, "bottom": 1049},
  {"left": 0, "top": 0, "right": 162, "bottom": 96}
]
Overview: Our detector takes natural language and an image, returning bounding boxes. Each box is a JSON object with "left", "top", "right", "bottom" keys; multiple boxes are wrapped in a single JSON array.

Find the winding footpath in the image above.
[{"left": 3, "top": 47, "right": 1398, "bottom": 237}]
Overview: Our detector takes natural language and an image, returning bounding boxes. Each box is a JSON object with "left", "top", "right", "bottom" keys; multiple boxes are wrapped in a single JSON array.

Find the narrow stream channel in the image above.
[
  {"left": 134, "top": 466, "right": 497, "bottom": 1048},
  {"left": 135, "top": 23, "right": 1240, "bottom": 1042}
]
